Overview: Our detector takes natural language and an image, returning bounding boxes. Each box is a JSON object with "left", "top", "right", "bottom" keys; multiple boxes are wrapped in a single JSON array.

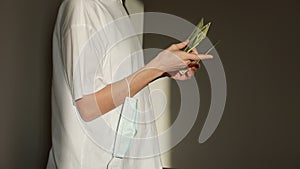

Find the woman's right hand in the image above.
[{"left": 145, "top": 40, "right": 213, "bottom": 77}]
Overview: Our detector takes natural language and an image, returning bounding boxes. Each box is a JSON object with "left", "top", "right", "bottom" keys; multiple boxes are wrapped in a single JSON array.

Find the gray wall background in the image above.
[
  {"left": 0, "top": 0, "right": 61, "bottom": 168},
  {"left": 0, "top": 0, "right": 299, "bottom": 169}
]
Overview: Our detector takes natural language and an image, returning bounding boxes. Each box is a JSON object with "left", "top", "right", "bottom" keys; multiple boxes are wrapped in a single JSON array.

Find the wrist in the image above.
[
  {"left": 144, "top": 64, "right": 164, "bottom": 78},
  {"left": 137, "top": 65, "right": 164, "bottom": 84}
]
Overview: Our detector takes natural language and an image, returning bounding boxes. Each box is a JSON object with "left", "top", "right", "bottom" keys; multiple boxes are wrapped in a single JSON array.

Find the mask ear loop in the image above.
[
  {"left": 125, "top": 78, "right": 131, "bottom": 98},
  {"left": 106, "top": 78, "right": 131, "bottom": 169}
]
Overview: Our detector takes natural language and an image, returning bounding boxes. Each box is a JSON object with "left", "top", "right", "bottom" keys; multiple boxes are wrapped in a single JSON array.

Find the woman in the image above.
[{"left": 46, "top": 0, "right": 212, "bottom": 168}]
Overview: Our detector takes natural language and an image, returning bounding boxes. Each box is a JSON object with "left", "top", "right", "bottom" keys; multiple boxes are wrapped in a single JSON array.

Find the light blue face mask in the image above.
[
  {"left": 113, "top": 96, "right": 138, "bottom": 158},
  {"left": 107, "top": 78, "right": 138, "bottom": 169}
]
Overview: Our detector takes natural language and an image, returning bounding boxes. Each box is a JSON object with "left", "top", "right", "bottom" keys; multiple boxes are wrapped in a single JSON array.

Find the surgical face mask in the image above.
[
  {"left": 107, "top": 78, "right": 138, "bottom": 169},
  {"left": 113, "top": 96, "right": 138, "bottom": 158}
]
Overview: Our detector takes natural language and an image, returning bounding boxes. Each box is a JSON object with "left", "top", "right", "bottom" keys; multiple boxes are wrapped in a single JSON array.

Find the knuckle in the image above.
[
  {"left": 187, "top": 54, "right": 196, "bottom": 60},
  {"left": 186, "top": 60, "right": 191, "bottom": 65}
]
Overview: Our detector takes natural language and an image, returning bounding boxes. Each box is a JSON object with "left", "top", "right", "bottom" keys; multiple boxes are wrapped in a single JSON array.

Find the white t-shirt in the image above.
[{"left": 46, "top": 0, "right": 162, "bottom": 168}]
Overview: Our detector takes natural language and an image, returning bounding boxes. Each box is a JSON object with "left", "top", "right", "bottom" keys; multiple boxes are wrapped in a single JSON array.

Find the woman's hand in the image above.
[
  {"left": 145, "top": 40, "right": 213, "bottom": 80},
  {"left": 76, "top": 40, "right": 213, "bottom": 121},
  {"left": 167, "top": 61, "right": 200, "bottom": 80}
]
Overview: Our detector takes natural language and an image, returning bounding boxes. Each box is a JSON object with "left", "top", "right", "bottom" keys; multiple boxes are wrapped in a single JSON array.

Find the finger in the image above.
[
  {"left": 189, "top": 66, "right": 198, "bottom": 72},
  {"left": 191, "top": 48, "right": 198, "bottom": 54},
  {"left": 190, "top": 66, "right": 199, "bottom": 72},
  {"left": 188, "top": 62, "right": 200, "bottom": 69},
  {"left": 169, "top": 39, "right": 189, "bottom": 50},
  {"left": 197, "top": 54, "right": 213, "bottom": 60},
  {"left": 185, "top": 60, "right": 192, "bottom": 66},
  {"left": 179, "top": 51, "right": 202, "bottom": 61},
  {"left": 171, "top": 72, "right": 182, "bottom": 80},
  {"left": 187, "top": 68, "right": 195, "bottom": 78}
]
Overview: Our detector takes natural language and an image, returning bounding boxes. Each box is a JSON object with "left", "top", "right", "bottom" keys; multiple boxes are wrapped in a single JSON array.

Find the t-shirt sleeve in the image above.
[{"left": 61, "top": 25, "right": 108, "bottom": 102}]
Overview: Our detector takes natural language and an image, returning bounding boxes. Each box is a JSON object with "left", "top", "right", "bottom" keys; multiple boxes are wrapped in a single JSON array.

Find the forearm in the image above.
[
  {"left": 97, "top": 66, "right": 163, "bottom": 111},
  {"left": 75, "top": 40, "right": 208, "bottom": 122},
  {"left": 76, "top": 66, "right": 163, "bottom": 122}
]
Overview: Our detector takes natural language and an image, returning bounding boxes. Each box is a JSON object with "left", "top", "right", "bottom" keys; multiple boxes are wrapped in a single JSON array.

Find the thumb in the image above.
[{"left": 169, "top": 39, "right": 189, "bottom": 50}]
